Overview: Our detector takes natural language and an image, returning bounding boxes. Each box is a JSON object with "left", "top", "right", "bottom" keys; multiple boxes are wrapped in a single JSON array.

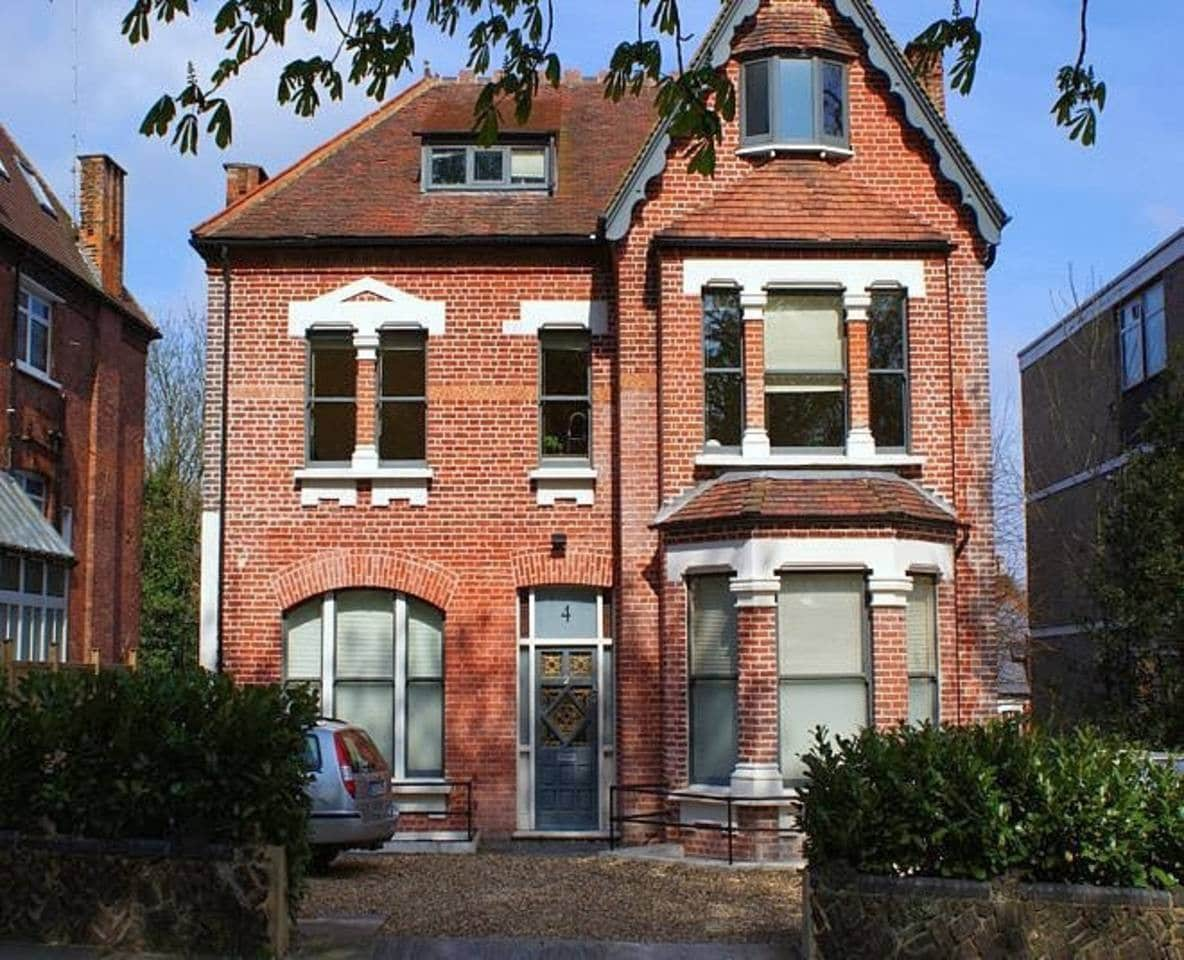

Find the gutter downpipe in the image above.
[{"left": 215, "top": 245, "right": 231, "bottom": 673}]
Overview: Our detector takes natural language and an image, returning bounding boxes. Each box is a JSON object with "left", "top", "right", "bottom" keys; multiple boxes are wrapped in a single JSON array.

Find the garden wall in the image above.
[
  {"left": 806, "top": 868, "right": 1184, "bottom": 959},
  {"left": 0, "top": 833, "right": 289, "bottom": 957}
]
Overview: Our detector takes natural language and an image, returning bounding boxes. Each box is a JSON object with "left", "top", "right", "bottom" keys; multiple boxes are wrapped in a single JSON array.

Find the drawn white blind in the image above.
[
  {"left": 690, "top": 574, "right": 737, "bottom": 676},
  {"left": 284, "top": 599, "right": 322, "bottom": 680},
  {"left": 335, "top": 590, "right": 394, "bottom": 678},
  {"left": 764, "top": 293, "right": 844, "bottom": 374},
  {"left": 407, "top": 598, "right": 443, "bottom": 679},
  {"left": 778, "top": 572, "right": 864, "bottom": 674},
  {"left": 907, "top": 576, "right": 938, "bottom": 674}
]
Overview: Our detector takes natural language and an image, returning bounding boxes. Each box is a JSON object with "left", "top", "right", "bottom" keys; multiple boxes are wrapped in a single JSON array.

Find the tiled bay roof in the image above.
[{"left": 731, "top": 3, "right": 860, "bottom": 58}]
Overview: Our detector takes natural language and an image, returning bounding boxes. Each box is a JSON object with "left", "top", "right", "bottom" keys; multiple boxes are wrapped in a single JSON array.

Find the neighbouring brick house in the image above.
[
  {"left": 193, "top": 0, "right": 1005, "bottom": 857},
  {"left": 1020, "top": 228, "right": 1182, "bottom": 725},
  {"left": 0, "top": 126, "right": 156, "bottom": 668}
]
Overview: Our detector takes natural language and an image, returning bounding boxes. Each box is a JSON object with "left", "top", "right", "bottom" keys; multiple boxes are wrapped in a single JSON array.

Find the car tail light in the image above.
[{"left": 333, "top": 732, "right": 356, "bottom": 798}]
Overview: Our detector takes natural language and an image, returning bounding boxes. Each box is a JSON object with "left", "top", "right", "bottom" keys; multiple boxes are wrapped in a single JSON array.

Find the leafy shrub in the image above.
[
  {"left": 0, "top": 665, "right": 318, "bottom": 913},
  {"left": 799, "top": 721, "right": 1184, "bottom": 889}
]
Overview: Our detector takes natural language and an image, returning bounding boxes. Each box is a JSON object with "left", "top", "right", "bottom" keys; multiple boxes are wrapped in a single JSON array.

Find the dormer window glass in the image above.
[
  {"left": 424, "top": 143, "right": 551, "bottom": 190},
  {"left": 741, "top": 57, "right": 849, "bottom": 150}
]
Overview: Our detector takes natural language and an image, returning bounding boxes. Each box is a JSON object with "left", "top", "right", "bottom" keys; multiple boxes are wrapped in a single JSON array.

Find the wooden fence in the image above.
[{"left": 1, "top": 639, "right": 137, "bottom": 692}]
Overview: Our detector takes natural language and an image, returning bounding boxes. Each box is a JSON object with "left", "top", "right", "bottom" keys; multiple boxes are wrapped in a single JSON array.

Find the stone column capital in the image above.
[
  {"left": 844, "top": 293, "right": 873, "bottom": 323},
  {"left": 730, "top": 577, "right": 781, "bottom": 607},
  {"left": 868, "top": 576, "right": 913, "bottom": 608}
]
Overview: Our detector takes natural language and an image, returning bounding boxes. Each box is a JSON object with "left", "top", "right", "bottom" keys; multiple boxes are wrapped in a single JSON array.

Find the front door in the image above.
[{"left": 535, "top": 647, "right": 599, "bottom": 830}]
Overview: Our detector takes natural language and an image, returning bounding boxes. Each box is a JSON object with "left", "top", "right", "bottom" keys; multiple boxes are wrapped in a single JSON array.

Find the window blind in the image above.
[
  {"left": 336, "top": 590, "right": 394, "bottom": 678},
  {"left": 778, "top": 572, "right": 864, "bottom": 674},
  {"left": 690, "top": 574, "right": 737, "bottom": 676},
  {"left": 907, "top": 576, "right": 938, "bottom": 675},
  {"left": 764, "top": 293, "right": 843, "bottom": 372},
  {"left": 284, "top": 599, "right": 322, "bottom": 680},
  {"left": 407, "top": 598, "right": 443, "bottom": 678}
]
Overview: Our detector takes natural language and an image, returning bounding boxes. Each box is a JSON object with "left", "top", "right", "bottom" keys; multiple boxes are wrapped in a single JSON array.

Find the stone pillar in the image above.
[
  {"left": 352, "top": 333, "right": 379, "bottom": 471},
  {"left": 869, "top": 578, "right": 911, "bottom": 728},
  {"left": 740, "top": 292, "right": 770, "bottom": 458},
  {"left": 844, "top": 293, "right": 874, "bottom": 457},
  {"left": 729, "top": 578, "right": 782, "bottom": 797}
]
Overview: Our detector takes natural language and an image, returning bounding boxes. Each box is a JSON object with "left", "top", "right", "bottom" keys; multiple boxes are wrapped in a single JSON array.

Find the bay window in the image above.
[
  {"left": 703, "top": 289, "right": 745, "bottom": 449},
  {"left": 741, "top": 56, "right": 849, "bottom": 149},
  {"left": 283, "top": 589, "right": 445, "bottom": 779},
  {"left": 0, "top": 550, "right": 68, "bottom": 662},
  {"left": 778, "top": 572, "right": 869, "bottom": 783},
  {"left": 764, "top": 291, "right": 846, "bottom": 450},
  {"left": 907, "top": 575, "right": 939, "bottom": 725},
  {"left": 306, "top": 334, "right": 356, "bottom": 465},
  {"left": 868, "top": 288, "right": 910, "bottom": 450},
  {"left": 378, "top": 331, "right": 427, "bottom": 463},
  {"left": 539, "top": 329, "right": 591, "bottom": 462},
  {"left": 688, "top": 574, "right": 738, "bottom": 785}
]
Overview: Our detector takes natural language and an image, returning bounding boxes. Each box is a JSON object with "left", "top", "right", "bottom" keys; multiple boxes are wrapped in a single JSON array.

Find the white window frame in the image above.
[
  {"left": 283, "top": 590, "right": 445, "bottom": 782},
  {"left": 17, "top": 286, "right": 53, "bottom": 380},
  {"left": 0, "top": 552, "right": 69, "bottom": 662},
  {"left": 740, "top": 56, "right": 851, "bottom": 151},
  {"left": 422, "top": 142, "right": 553, "bottom": 192},
  {"left": 1119, "top": 281, "right": 1167, "bottom": 390}
]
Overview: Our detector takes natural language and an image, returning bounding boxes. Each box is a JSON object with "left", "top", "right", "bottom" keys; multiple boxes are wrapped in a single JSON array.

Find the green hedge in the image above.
[
  {"left": 0, "top": 666, "right": 317, "bottom": 912},
  {"left": 799, "top": 722, "right": 1184, "bottom": 889}
]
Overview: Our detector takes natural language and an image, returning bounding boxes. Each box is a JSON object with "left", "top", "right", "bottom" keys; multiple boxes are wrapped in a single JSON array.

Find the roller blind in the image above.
[
  {"left": 690, "top": 574, "right": 737, "bottom": 676},
  {"left": 284, "top": 599, "right": 322, "bottom": 680},
  {"left": 778, "top": 573, "right": 864, "bottom": 674},
  {"left": 336, "top": 590, "right": 394, "bottom": 678},
  {"left": 407, "top": 598, "right": 443, "bottom": 679},
  {"left": 907, "top": 576, "right": 938, "bottom": 675},
  {"left": 764, "top": 293, "right": 843, "bottom": 372}
]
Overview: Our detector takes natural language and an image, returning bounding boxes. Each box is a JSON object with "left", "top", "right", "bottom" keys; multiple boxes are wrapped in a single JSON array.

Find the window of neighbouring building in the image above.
[
  {"left": 424, "top": 143, "right": 551, "bottom": 191},
  {"left": 764, "top": 291, "right": 847, "bottom": 450},
  {"left": 0, "top": 550, "right": 68, "bottom": 662},
  {"left": 306, "top": 333, "right": 356, "bottom": 465},
  {"left": 778, "top": 572, "right": 869, "bottom": 783},
  {"left": 17, "top": 287, "right": 52, "bottom": 377},
  {"left": 1119, "top": 282, "right": 1167, "bottom": 389},
  {"left": 907, "top": 575, "right": 939, "bottom": 725},
  {"left": 378, "top": 331, "right": 427, "bottom": 463},
  {"left": 12, "top": 470, "right": 47, "bottom": 515},
  {"left": 741, "top": 57, "right": 849, "bottom": 150},
  {"left": 703, "top": 288, "right": 744, "bottom": 449},
  {"left": 868, "top": 287, "right": 910, "bottom": 451},
  {"left": 283, "top": 589, "right": 445, "bottom": 779},
  {"left": 539, "top": 329, "right": 591, "bottom": 462},
  {"left": 688, "top": 573, "right": 738, "bottom": 785}
]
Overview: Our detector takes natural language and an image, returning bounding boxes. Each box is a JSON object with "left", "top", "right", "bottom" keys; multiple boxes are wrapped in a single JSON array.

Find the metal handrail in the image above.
[{"left": 609, "top": 783, "right": 800, "bottom": 865}]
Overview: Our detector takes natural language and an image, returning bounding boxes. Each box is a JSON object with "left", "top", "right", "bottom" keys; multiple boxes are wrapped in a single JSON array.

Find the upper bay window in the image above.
[
  {"left": 741, "top": 57, "right": 849, "bottom": 151},
  {"left": 1119, "top": 282, "right": 1166, "bottom": 390},
  {"left": 539, "top": 329, "right": 591, "bottom": 463},
  {"left": 424, "top": 143, "right": 551, "bottom": 191},
  {"left": 703, "top": 288, "right": 745, "bottom": 449},
  {"left": 17, "top": 287, "right": 52, "bottom": 378},
  {"left": 765, "top": 290, "right": 846, "bottom": 450},
  {"left": 868, "top": 288, "right": 910, "bottom": 451},
  {"left": 306, "top": 333, "right": 357, "bottom": 466},
  {"left": 378, "top": 331, "right": 427, "bottom": 463}
]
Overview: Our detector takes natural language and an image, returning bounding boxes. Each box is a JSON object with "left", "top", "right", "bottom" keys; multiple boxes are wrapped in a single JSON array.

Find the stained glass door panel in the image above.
[{"left": 535, "top": 647, "right": 599, "bottom": 830}]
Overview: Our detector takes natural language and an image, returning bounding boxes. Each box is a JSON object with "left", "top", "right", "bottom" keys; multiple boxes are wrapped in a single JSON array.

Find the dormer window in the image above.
[
  {"left": 740, "top": 56, "right": 849, "bottom": 152},
  {"left": 423, "top": 143, "right": 551, "bottom": 191},
  {"left": 17, "top": 159, "right": 56, "bottom": 216}
]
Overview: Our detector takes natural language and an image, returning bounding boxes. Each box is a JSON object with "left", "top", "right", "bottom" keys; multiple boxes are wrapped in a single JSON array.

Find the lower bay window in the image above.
[
  {"left": 306, "top": 333, "right": 357, "bottom": 465},
  {"left": 907, "top": 575, "right": 939, "bottom": 725},
  {"left": 378, "top": 331, "right": 427, "bottom": 463},
  {"left": 778, "top": 572, "right": 869, "bottom": 783},
  {"left": 283, "top": 589, "right": 445, "bottom": 780},
  {"left": 687, "top": 574, "right": 738, "bottom": 785},
  {"left": 0, "top": 551, "right": 68, "bottom": 662},
  {"left": 764, "top": 291, "right": 847, "bottom": 450},
  {"left": 868, "top": 288, "right": 910, "bottom": 451},
  {"left": 539, "top": 329, "right": 591, "bottom": 462}
]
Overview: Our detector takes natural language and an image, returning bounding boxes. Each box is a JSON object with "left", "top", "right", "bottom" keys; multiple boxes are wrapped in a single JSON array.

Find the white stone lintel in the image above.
[{"left": 505, "top": 300, "right": 608, "bottom": 336}]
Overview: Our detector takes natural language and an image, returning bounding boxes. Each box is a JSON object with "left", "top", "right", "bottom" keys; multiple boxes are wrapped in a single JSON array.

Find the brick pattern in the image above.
[
  {"left": 870, "top": 604, "right": 908, "bottom": 727},
  {"left": 735, "top": 604, "right": 779, "bottom": 765},
  {"left": 845, "top": 316, "right": 870, "bottom": 432}
]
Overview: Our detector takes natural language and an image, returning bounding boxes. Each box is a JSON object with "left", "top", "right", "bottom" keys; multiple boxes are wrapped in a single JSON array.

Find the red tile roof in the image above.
[
  {"left": 0, "top": 125, "right": 153, "bottom": 332},
  {"left": 656, "top": 159, "right": 949, "bottom": 246},
  {"left": 655, "top": 471, "right": 956, "bottom": 529},
  {"left": 194, "top": 77, "right": 658, "bottom": 243},
  {"left": 731, "top": 3, "right": 860, "bottom": 59}
]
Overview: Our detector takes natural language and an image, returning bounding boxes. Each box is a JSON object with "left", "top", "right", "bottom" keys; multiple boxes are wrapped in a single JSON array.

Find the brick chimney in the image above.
[
  {"left": 904, "top": 44, "right": 947, "bottom": 118},
  {"left": 77, "top": 154, "right": 126, "bottom": 298},
  {"left": 224, "top": 163, "right": 268, "bottom": 207}
]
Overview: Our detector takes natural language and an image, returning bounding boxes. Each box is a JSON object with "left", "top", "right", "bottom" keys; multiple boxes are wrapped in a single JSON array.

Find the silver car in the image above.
[{"left": 305, "top": 718, "right": 397, "bottom": 869}]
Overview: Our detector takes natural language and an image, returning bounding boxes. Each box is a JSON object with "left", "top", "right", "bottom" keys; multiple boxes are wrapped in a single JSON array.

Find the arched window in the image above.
[{"left": 283, "top": 589, "right": 444, "bottom": 780}]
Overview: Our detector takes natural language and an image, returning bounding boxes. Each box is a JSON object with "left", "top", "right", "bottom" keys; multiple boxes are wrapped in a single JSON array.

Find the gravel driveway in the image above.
[{"left": 303, "top": 852, "right": 801, "bottom": 947}]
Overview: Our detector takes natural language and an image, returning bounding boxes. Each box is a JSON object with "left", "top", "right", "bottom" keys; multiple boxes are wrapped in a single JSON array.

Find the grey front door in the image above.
[{"left": 535, "top": 647, "right": 599, "bottom": 831}]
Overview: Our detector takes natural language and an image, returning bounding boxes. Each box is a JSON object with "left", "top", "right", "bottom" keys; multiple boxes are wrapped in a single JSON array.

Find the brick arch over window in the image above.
[
  {"left": 511, "top": 548, "right": 614, "bottom": 590},
  {"left": 273, "top": 549, "right": 459, "bottom": 613}
]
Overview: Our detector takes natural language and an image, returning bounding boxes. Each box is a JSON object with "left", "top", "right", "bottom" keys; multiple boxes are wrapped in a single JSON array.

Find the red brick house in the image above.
[
  {"left": 0, "top": 126, "right": 155, "bottom": 668},
  {"left": 193, "top": 0, "right": 1005, "bottom": 857}
]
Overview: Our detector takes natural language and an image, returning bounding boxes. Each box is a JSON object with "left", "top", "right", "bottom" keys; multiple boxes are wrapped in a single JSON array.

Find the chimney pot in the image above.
[
  {"left": 223, "top": 162, "right": 268, "bottom": 208},
  {"left": 76, "top": 154, "right": 126, "bottom": 299}
]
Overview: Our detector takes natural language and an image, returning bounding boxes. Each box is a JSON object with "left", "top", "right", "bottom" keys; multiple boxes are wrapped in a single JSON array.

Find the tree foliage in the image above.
[
  {"left": 121, "top": 0, "right": 1107, "bottom": 165},
  {"left": 1092, "top": 370, "right": 1184, "bottom": 748},
  {"left": 140, "top": 309, "right": 205, "bottom": 671}
]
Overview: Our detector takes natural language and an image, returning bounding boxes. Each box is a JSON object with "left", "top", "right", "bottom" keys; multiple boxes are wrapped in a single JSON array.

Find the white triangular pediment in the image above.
[{"left": 287, "top": 276, "right": 446, "bottom": 337}]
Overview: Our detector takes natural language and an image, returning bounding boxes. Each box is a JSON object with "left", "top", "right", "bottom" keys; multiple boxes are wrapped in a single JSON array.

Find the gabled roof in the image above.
[
  {"left": 656, "top": 158, "right": 949, "bottom": 249},
  {"left": 653, "top": 470, "right": 957, "bottom": 530},
  {"left": 0, "top": 124, "right": 153, "bottom": 334},
  {"left": 0, "top": 473, "right": 73, "bottom": 562},
  {"left": 193, "top": 77, "right": 657, "bottom": 246},
  {"left": 603, "top": 0, "right": 1008, "bottom": 257}
]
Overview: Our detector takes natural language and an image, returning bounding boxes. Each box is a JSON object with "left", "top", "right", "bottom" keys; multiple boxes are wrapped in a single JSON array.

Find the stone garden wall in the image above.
[
  {"left": 0, "top": 833, "right": 289, "bottom": 957},
  {"left": 806, "top": 868, "right": 1184, "bottom": 959}
]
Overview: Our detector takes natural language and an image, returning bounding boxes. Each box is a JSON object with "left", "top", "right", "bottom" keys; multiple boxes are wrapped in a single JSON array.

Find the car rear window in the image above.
[
  {"left": 345, "top": 730, "right": 389, "bottom": 775},
  {"left": 303, "top": 734, "right": 322, "bottom": 772}
]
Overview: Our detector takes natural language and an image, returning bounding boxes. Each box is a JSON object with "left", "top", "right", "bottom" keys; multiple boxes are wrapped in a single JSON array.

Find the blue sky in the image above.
[{"left": 3, "top": 0, "right": 1182, "bottom": 427}]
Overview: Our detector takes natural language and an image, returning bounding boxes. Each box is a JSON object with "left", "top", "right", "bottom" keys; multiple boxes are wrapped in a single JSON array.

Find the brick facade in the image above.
[{"left": 194, "top": 0, "right": 1002, "bottom": 856}]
